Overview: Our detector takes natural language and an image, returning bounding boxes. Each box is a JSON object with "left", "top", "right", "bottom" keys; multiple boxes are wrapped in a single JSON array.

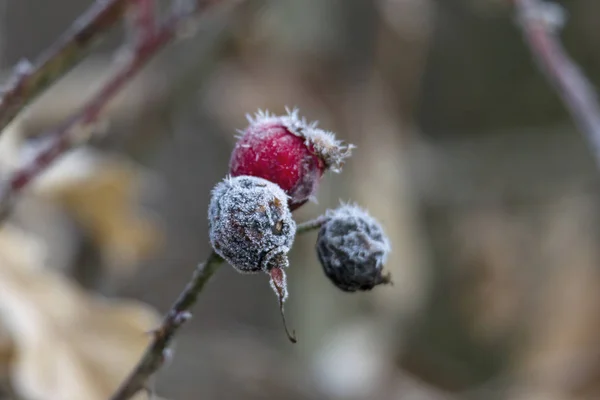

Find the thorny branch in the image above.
[
  {"left": 111, "top": 220, "right": 325, "bottom": 400},
  {"left": 513, "top": 0, "right": 600, "bottom": 166},
  {"left": 0, "top": 0, "right": 132, "bottom": 138}
]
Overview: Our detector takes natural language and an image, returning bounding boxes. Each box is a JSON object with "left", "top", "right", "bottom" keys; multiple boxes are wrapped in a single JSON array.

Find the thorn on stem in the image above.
[
  {"left": 173, "top": 311, "right": 192, "bottom": 325},
  {"left": 161, "top": 347, "right": 174, "bottom": 366}
]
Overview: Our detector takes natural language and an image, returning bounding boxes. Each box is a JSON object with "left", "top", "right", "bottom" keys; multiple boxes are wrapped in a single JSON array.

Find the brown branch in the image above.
[
  {"left": 513, "top": 0, "right": 600, "bottom": 166},
  {"left": 111, "top": 219, "right": 326, "bottom": 400},
  {"left": 111, "top": 251, "right": 225, "bottom": 400},
  {"left": 0, "top": 0, "right": 133, "bottom": 138}
]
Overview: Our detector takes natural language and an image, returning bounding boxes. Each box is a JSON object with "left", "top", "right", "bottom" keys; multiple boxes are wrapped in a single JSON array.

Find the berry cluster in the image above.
[{"left": 208, "top": 108, "right": 391, "bottom": 342}]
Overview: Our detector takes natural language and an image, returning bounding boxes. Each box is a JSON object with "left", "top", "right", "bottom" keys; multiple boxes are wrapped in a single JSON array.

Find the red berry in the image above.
[{"left": 229, "top": 108, "right": 354, "bottom": 210}]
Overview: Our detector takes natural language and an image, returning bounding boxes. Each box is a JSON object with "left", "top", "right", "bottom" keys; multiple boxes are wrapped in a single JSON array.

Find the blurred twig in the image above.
[
  {"left": 514, "top": 0, "right": 600, "bottom": 166},
  {"left": 129, "top": 0, "right": 157, "bottom": 46},
  {"left": 0, "top": 0, "right": 230, "bottom": 214},
  {"left": 0, "top": 0, "right": 132, "bottom": 137}
]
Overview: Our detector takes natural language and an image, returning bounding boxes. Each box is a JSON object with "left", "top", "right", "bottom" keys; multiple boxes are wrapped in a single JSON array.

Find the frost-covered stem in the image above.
[
  {"left": 296, "top": 216, "right": 328, "bottom": 234},
  {"left": 3, "top": 0, "right": 227, "bottom": 209},
  {"left": 0, "top": 0, "right": 132, "bottom": 137},
  {"left": 514, "top": 0, "right": 600, "bottom": 167},
  {"left": 112, "top": 221, "right": 324, "bottom": 399},
  {"left": 111, "top": 251, "right": 225, "bottom": 400}
]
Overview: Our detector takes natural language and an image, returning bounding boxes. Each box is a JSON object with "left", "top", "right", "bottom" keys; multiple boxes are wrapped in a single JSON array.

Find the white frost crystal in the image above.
[{"left": 244, "top": 107, "right": 355, "bottom": 173}]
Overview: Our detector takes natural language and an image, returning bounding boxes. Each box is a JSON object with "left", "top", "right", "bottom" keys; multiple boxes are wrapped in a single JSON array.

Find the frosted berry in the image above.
[
  {"left": 208, "top": 175, "right": 297, "bottom": 342},
  {"left": 316, "top": 204, "right": 392, "bottom": 292},
  {"left": 229, "top": 108, "right": 354, "bottom": 210}
]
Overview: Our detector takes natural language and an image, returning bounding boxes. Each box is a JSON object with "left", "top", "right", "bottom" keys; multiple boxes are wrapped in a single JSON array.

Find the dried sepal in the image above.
[{"left": 269, "top": 266, "right": 296, "bottom": 343}]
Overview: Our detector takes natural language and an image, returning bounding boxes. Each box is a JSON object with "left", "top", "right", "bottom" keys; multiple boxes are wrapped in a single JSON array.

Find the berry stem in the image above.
[
  {"left": 112, "top": 218, "right": 327, "bottom": 398},
  {"left": 296, "top": 216, "right": 329, "bottom": 234},
  {"left": 111, "top": 251, "right": 225, "bottom": 400}
]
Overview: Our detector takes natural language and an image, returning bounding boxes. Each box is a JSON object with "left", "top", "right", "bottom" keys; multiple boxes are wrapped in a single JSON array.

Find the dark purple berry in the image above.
[
  {"left": 208, "top": 175, "right": 296, "bottom": 273},
  {"left": 316, "top": 204, "right": 392, "bottom": 292}
]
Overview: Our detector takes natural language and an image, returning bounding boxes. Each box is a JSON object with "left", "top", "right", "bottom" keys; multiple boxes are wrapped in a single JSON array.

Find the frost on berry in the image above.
[
  {"left": 208, "top": 175, "right": 298, "bottom": 342},
  {"left": 316, "top": 204, "right": 392, "bottom": 292},
  {"left": 229, "top": 108, "right": 354, "bottom": 210},
  {"left": 208, "top": 175, "right": 296, "bottom": 272}
]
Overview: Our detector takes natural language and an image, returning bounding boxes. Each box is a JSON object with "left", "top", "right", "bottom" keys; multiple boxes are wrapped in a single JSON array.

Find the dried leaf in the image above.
[
  {"left": 0, "top": 224, "right": 161, "bottom": 400},
  {"left": 33, "top": 147, "right": 163, "bottom": 279}
]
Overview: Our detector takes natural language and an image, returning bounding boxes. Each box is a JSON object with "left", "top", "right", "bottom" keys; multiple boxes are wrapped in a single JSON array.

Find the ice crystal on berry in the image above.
[
  {"left": 316, "top": 204, "right": 392, "bottom": 292},
  {"left": 245, "top": 108, "right": 354, "bottom": 173}
]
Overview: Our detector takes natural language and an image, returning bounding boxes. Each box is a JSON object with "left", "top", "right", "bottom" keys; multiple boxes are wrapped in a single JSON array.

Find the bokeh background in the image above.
[{"left": 1, "top": 0, "right": 600, "bottom": 399}]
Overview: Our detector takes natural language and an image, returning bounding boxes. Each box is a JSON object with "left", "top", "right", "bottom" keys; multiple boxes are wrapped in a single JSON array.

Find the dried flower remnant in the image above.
[
  {"left": 316, "top": 204, "right": 392, "bottom": 292},
  {"left": 229, "top": 108, "right": 354, "bottom": 210},
  {"left": 208, "top": 175, "right": 297, "bottom": 342},
  {"left": 0, "top": 224, "right": 161, "bottom": 400}
]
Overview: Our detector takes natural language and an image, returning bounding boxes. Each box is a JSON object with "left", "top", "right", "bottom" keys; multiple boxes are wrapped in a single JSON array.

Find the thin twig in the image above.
[
  {"left": 111, "top": 251, "right": 225, "bottom": 400},
  {"left": 128, "top": 0, "right": 157, "bottom": 48},
  {"left": 111, "top": 218, "right": 327, "bottom": 399},
  {"left": 0, "top": 0, "right": 133, "bottom": 137},
  {"left": 513, "top": 0, "right": 600, "bottom": 166}
]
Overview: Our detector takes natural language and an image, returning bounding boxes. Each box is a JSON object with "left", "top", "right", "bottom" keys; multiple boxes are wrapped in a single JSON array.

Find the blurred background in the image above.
[{"left": 0, "top": 0, "right": 599, "bottom": 399}]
